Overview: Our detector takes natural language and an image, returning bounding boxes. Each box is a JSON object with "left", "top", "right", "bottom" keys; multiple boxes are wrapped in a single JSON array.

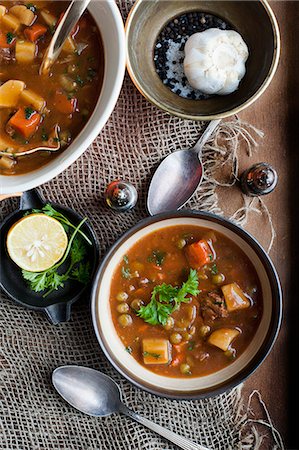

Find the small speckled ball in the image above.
[{"left": 104, "top": 180, "right": 138, "bottom": 212}]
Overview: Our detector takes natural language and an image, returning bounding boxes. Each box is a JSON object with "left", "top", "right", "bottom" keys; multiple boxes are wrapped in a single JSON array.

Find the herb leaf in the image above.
[
  {"left": 147, "top": 250, "right": 166, "bottom": 267},
  {"left": 137, "top": 269, "right": 199, "bottom": 326}
]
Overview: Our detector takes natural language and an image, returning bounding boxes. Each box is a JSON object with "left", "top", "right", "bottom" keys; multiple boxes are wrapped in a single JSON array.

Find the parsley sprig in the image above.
[
  {"left": 22, "top": 207, "right": 92, "bottom": 297},
  {"left": 137, "top": 269, "right": 199, "bottom": 326}
]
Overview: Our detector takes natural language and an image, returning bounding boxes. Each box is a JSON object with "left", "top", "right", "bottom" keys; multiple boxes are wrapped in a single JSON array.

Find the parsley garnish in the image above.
[
  {"left": 22, "top": 218, "right": 91, "bottom": 297},
  {"left": 26, "top": 3, "right": 37, "bottom": 12},
  {"left": 137, "top": 269, "right": 199, "bottom": 326},
  {"left": 121, "top": 266, "right": 131, "bottom": 279},
  {"left": 41, "top": 129, "right": 48, "bottom": 141},
  {"left": 6, "top": 32, "right": 15, "bottom": 45},
  {"left": 211, "top": 264, "right": 218, "bottom": 275},
  {"left": 125, "top": 346, "right": 132, "bottom": 354},
  {"left": 24, "top": 107, "right": 34, "bottom": 120},
  {"left": 143, "top": 351, "right": 161, "bottom": 359},
  {"left": 147, "top": 250, "right": 166, "bottom": 267},
  {"left": 76, "top": 75, "right": 84, "bottom": 87},
  {"left": 188, "top": 341, "right": 195, "bottom": 351},
  {"left": 123, "top": 255, "right": 129, "bottom": 264}
]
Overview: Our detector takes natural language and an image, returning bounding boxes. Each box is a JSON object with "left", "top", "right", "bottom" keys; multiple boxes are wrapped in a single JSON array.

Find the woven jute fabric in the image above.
[{"left": 0, "top": 2, "right": 282, "bottom": 449}]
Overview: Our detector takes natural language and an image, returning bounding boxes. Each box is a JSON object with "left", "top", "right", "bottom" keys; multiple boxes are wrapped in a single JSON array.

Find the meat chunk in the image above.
[
  {"left": 200, "top": 291, "right": 228, "bottom": 324},
  {"left": 0, "top": 47, "right": 15, "bottom": 65}
]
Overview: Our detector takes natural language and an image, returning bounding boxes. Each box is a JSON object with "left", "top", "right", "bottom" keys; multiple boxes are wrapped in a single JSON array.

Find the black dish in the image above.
[{"left": 0, "top": 189, "right": 99, "bottom": 325}]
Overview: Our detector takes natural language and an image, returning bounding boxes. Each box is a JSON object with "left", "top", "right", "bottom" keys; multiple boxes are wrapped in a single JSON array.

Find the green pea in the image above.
[
  {"left": 199, "top": 325, "right": 211, "bottom": 338},
  {"left": 180, "top": 363, "right": 191, "bottom": 375},
  {"left": 130, "top": 298, "right": 144, "bottom": 312},
  {"left": 116, "top": 291, "right": 128, "bottom": 302},
  {"left": 212, "top": 273, "right": 225, "bottom": 285},
  {"left": 116, "top": 303, "right": 129, "bottom": 314},
  {"left": 177, "top": 238, "right": 186, "bottom": 249},
  {"left": 163, "top": 316, "right": 174, "bottom": 331},
  {"left": 170, "top": 332, "right": 182, "bottom": 345},
  {"left": 118, "top": 314, "right": 132, "bottom": 328},
  {"left": 182, "top": 332, "right": 192, "bottom": 342}
]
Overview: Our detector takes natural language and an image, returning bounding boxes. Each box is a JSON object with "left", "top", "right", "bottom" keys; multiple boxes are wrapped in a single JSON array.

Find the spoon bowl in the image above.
[
  {"left": 147, "top": 119, "right": 220, "bottom": 215},
  {"left": 53, "top": 366, "right": 121, "bottom": 417}
]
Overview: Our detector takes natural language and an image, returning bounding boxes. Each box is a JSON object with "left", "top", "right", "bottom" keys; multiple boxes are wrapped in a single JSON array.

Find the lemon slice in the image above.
[{"left": 6, "top": 214, "right": 68, "bottom": 272}]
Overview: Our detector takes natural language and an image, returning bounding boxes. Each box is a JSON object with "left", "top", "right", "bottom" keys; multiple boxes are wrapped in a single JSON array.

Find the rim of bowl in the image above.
[
  {"left": 91, "top": 210, "right": 282, "bottom": 399},
  {"left": 125, "top": 0, "right": 281, "bottom": 121},
  {"left": 0, "top": 1, "right": 126, "bottom": 195}
]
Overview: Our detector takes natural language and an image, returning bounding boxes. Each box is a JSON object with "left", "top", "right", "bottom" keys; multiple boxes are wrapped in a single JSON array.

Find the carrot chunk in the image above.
[
  {"left": 24, "top": 23, "right": 47, "bottom": 42},
  {"left": 7, "top": 107, "right": 41, "bottom": 139},
  {"left": 53, "top": 90, "right": 77, "bottom": 114},
  {"left": 0, "top": 30, "right": 16, "bottom": 48},
  {"left": 185, "top": 239, "right": 213, "bottom": 269}
]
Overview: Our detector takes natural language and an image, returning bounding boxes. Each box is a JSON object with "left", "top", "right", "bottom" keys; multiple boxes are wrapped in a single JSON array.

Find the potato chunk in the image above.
[
  {"left": 2, "top": 13, "right": 20, "bottom": 31},
  {"left": 0, "top": 5, "right": 7, "bottom": 17},
  {"left": 0, "top": 80, "right": 25, "bottom": 108},
  {"left": 15, "top": 41, "right": 36, "bottom": 63},
  {"left": 142, "top": 338, "right": 171, "bottom": 365},
  {"left": 221, "top": 282, "right": 251, "bottom": 312},
  {"left": 40, "top": 10, "right": 57, "bottom": 27},
  {"left": 208, "top": 328, "right": 240, "bottom": 351},
  {"left": 20, "top": 89, "right": 46, "bottom": 112},
  {"left": 9, "top": 5, "right": 35, "bottom": 26}
]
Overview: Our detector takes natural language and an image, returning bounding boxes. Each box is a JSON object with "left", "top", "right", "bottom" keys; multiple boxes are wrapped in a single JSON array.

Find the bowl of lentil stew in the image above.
[
  {"left": 91, "top": 211, "right": 282, "bottom": 399},
  {"left": 125, "top": 0, "right": 280, "bottom": 120}
]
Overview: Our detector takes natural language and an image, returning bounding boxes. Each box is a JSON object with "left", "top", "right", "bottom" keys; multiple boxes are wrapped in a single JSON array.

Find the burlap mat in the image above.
[{"left": 0, "top": 2, "right": 283, "bottom": 449}]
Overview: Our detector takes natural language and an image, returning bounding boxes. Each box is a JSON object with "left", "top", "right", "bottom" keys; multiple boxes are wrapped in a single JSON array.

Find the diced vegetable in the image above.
[
  {"left": 6, "top": 107, "right": 41, "bottom": 139},
  {"left": 142, "top": 338, "right": 171, "bottom": 365},
  {"left": 0, "top": 5, "right": 6, "bottom": 17},
  {"left": 9, "top": 5, "right": 35, "bottom": 26},
  {"left": 185, "top": 239, "right": 213, "bottom": 269},
  {"left": 59, "top": 74, "right": 78, "bottom": 93},
  {"left": 20, "top": 89, "right": 46, "bottom": 112},
  {"left": 0, "top": 155, "right": 14, "bottom": 170},
  {"left": 53, "top": 90, "right": 77, "bottom": 114},
  {"left": 208, "top": 328, "right": 240, "bottom": 351},
  {"left": 24, "top": 23, "right": 47, "bottom": 42},
  {"left": 15, "top": 40, "right": 36, "bottom": 63},
  {"left": 118, "top": 314, "right": 132, "bottom": 328},
  {"left": 221, "top": 282, "right": 251, "bottom": 312},
  {"left": 0, "top": 30, "right": 16, "bottom": 48},
  {"left": 40, "top": 10, "right": 56, "bottom": 27},
  {"left": 2, "top": 13, "right": 20, "bottom": 32},
  {"left": 0, "top": 80, "right": 25, "bottom": 108},
  {"left": 62, "top": 36, "right": 76, "bottom": 53}
]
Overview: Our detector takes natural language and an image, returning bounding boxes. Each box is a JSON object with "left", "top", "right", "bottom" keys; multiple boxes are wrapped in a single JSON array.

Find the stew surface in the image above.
[
  {"left": 110, "top": 225, "right": 263, "bottom": 378},
  {"left": 0, "top": 1, "right": 104, "bottom": 175}
]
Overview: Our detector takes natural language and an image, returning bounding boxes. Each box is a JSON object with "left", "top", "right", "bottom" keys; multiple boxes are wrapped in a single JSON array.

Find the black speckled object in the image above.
[{"left": 154, "top": 12, "right": 232, "bottom": 100}]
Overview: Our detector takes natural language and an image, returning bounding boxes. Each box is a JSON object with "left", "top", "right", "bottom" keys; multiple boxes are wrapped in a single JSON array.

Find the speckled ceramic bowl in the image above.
[
  {"left": 91, "top": 211, "right": 282, "bottom": 399},
  {"left": 125, "top": 0, "right": 280, "bottom": 121}
]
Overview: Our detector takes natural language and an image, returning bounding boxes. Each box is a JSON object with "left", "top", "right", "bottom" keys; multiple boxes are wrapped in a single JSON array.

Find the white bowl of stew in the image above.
[
  {"left": 92, "top": 211, "right": 282, "bottom": 399},
  {"left": 0, "top": 0, "right": 125, "bottom": 193}
]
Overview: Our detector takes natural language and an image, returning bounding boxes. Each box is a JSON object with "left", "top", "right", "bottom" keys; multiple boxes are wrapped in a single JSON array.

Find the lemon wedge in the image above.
[{"left": 6, "top": 214, "right": 68, "bottom": 272}]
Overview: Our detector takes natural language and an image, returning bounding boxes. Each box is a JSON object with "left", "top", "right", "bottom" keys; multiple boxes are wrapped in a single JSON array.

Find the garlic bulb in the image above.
[{"left": 183, "top": 28, "right": 249, "bottom": 95}]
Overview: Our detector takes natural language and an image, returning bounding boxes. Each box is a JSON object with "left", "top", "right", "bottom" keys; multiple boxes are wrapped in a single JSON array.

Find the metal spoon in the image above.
[
  {"left": 147, "top": 119, "right": 221, "bottom": 215},
  {"left": 40, "top": 0, "right": 91, "bottom": 75},
  {"left": 53, "top": 365, "right": 211, "bottom": 450}
]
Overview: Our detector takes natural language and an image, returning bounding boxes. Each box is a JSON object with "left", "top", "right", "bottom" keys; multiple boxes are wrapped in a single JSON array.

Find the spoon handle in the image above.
[
  {"left": 40, "top": 0, "right": 91, "bottom": 75},
  {"left": 193, "top": 119, "right": 221, "bottom": 155},
  {"left": 120, "top": 404, "right": 211, "bottom": 450}
]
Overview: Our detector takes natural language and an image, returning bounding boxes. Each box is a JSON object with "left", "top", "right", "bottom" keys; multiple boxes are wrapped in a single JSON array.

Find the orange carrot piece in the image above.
[
  {"left": 53, "top": 90, "right": 77, "bottom": 114},
  {"left": 185, "top": 239, "right": 213, "bottom": 269},
  {"left": 0, "top": 30, "right": 16, "bottom": 48},
  {"left": 7, "top": 107, "right": 41, "bottom": 139},
  {"left": 24, "top": 23, "right": 47, "bottom": 42}
]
